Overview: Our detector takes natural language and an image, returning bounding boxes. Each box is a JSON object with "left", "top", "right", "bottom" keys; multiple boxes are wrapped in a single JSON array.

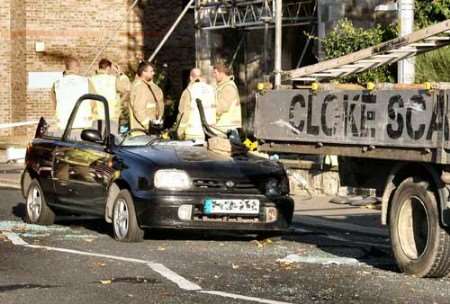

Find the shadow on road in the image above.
[
  {"left": 9, "top": 202, "right": 397, "bottom": 273},
  {"left": 284, "top": 214, "right": 397, "bottom": 273},
  {"left": 10, "top": 202, "right": 259, "bottom": 241},
  {"left": 12, "top": 202, "right": 26, "bottom": 219}
]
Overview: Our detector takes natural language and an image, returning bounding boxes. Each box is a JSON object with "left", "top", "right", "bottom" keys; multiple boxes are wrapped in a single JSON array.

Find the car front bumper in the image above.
[{"left": 133, "top": 193, "right": 294, "bottom": 232}]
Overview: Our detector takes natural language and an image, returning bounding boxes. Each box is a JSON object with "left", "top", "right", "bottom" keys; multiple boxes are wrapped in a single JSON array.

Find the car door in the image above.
[
  {"left": 54, "top": 142, "right": 112, "bottom": 215},
  {"left": 53, "top": 95, "right": 114, "bottom": 215}
]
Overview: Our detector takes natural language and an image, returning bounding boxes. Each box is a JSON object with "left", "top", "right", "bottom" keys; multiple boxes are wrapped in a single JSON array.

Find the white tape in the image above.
[{"left": 0, "top": 120, "right": 39, "bottom": 129}]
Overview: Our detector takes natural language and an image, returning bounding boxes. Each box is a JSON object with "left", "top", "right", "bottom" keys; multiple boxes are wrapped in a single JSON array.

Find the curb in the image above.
[
  {"left": 0, "top": 177, "right": 21, "bottom": 190},
  {"left": 0, "top": 182, "right": 21, "bottom": 190},
  {"left": 293, "top": 215, "right": 388, "bottom": 238}
]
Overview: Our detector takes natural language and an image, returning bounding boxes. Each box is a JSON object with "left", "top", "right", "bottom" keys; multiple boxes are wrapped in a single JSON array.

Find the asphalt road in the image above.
[{"left": 1, "top": 188, "right": 450, "bottom": 304}]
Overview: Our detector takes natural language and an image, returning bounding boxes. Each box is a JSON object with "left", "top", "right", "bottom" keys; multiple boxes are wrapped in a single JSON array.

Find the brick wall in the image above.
[
  {"left": 0, "top": 0, "right": 196, "bottom": 142},
  {"left": 0, "top": 1, "right": 12, "bottom": 137},
  {"left": 11, "top": 0, "right": 27, "bottom": 136}
]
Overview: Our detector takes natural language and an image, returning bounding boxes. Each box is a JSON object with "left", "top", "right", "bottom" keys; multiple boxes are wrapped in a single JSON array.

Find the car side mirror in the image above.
[{"left": 81, "top": 129, "right": 103, "bottom": 144}]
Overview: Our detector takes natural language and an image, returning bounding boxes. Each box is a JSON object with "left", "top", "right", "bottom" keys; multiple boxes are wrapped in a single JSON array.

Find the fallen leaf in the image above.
[
  {"left": 251, "top": 240, "right": 264, "bottom": 248},
  {"left": 264, "top": 239, "right": 273, "bottom": 245},
  {"left": 95, "top": 262, "right": 106, "bottom": 268},
  {"left": 100, "top": 280, "right": 112, "bottom": 285},
  {"left": 157, "top": 247, "right": 166, "bottom": 251}
]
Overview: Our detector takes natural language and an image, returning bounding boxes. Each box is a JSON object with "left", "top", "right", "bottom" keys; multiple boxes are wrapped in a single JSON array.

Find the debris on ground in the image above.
[
  {"left": 277, "top": 254, "right": 360, "bottom": 266},
  {"left": 250, "top": 238, "right": 274, "bottom": 248},
  {"left": 0, "top": 221, "right": 70, "bottom": 233},
  {"left": 349, "top": 197, "right": 380, "bottom": 207},
  {"left": 251, "top": 240, "right": 264, "bottom": 248},
  {"left": 62, "top": 234, "right": 98, "bottom": 240},
  {"left": 330, "top": 196, "right": 381, "bottom": 208},
  {"left": 94, "top": 262, "right": 107, "bottom": 268},
  {"left": 363, "top": 203, "right": 382, "bottom": 210}
]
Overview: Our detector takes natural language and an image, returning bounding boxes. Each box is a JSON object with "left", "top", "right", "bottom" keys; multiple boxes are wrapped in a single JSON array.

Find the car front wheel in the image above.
[
  {"left": 25, "top": 179, "right": 55, "bottom": 225},
  {"left": 112, "top": 189, "right": 144, "bottom": 242}
]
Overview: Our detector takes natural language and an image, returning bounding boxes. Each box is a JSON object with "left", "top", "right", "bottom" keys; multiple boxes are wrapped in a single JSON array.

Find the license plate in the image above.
[{"left": 203, "top": 198, "right": 260, "bottom": 215}]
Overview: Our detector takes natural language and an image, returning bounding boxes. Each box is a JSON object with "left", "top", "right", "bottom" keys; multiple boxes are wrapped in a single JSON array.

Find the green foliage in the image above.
[
  {"left": 416, "top": 46, "right": 450, "bottom": 82},
  {"left": 415, "top": 0, "right": 450, "bottom": 29},
  {"left": 414, "top": 0, "right": 450, "bottom": 83},
  {"left": 321, "top": 19, "right": 397, "bottom": 84}
]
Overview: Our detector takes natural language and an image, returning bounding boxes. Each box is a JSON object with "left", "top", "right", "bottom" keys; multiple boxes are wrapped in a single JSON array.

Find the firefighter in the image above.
[
  {"left": 213, "top": 62, "right": 242, "bottom": 133},
  {"left": 176, "top": 68, "right": 216, "bottom": 141},
  {"left": 89, "top": 58, "right": 130, "bottom": 129},
  {"left": 51, "top": 56, "right": 92, "bottom": 130},
  {"left": 129, "top": 62, "right": 164, "bottom": 130}
]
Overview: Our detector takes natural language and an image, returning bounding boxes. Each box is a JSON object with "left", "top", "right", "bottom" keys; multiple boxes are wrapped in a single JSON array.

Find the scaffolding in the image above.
[
  {"left": 194, "top": 0, "right": 317, "bottom": 87},
  {"left": 196, "top": 0, "right": 316, "bottom": 30}
]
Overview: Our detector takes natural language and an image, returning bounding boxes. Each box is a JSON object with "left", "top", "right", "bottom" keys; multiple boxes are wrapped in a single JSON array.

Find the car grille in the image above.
[{"left": 192, "top": 178, "right": 262, "bottom": 194}]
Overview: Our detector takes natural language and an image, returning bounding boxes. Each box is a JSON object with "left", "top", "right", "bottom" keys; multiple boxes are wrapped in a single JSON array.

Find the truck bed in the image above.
[{"left": 254, "top": 88, "right": 450, "bottom": 164}]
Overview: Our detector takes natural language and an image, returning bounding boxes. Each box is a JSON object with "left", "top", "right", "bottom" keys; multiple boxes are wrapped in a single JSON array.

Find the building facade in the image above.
[
  {"left": 0, "top": 0, "right": 394, "bottom": 140},
  {"left": 0, "top": 0, "right": 195, "bottom": 140}
]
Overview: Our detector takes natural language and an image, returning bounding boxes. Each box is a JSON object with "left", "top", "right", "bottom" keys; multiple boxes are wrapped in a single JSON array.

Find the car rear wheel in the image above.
[
  {"left": 112, "top": 190, "right": 144, "bottom": 242},
  {"left": 25, "top": 179, "right": 55, "bottom": 225},
  {"left": 390, "top": 177, "right": 450, "bottom": 278}
]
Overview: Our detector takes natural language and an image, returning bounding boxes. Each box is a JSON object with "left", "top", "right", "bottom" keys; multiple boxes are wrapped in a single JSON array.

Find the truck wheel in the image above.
[
  {"left": 112, "top": 189, "right": 144, "bottom": 242},
  {"left": 390, "top": 177, "right": 450, "bottom": 278},
  {"left": 25, "top": 179, "right": 55, "bottom": 225}
]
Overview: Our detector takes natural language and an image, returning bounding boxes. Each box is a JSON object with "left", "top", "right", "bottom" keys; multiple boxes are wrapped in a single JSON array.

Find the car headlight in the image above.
[
  {"left": 266, "top": 178, "right": 280, "bottom": 196},
  {"left": 266, "top": 177, "right": 290, "bottom": 196},
  {"left": 154, "top": 169, "right": 192, "bottom": 191}
]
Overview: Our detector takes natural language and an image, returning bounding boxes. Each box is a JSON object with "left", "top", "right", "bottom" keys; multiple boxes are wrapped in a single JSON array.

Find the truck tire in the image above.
[
  {"left": 112, "top": 189, "right": 144, "bottom": 242},
  {"left": 389, "top": 177, "right": 450, "bottom": 278},
  {"left": 25, "top": 179, "right": 55, "bottom": 225}
]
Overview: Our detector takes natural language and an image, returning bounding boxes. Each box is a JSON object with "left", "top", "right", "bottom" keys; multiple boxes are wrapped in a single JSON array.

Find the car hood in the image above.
[{"left": 118, "top": 144, "right": 285, "bottom": 180}]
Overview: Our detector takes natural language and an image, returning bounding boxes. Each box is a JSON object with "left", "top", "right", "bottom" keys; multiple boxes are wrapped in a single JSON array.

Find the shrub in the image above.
[
  {"left": 321, "top": 19, "right": 397, "bottom": 84},
  {"left": 416, "top": 46, "right": 450, "bottom": 82},
  {"left": 414, "top": 0, "right": 450, "bottom": 83}
]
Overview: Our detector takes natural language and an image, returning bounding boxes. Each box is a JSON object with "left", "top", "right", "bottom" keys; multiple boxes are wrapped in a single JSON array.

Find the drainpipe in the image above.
[{"left": 398, "top": 0, "right": 415, "bottom": 83}]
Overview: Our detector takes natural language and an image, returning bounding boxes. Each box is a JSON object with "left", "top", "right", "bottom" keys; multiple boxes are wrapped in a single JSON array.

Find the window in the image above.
[{"left": 65, "top": 99, "right": 108, "bottom": 143}]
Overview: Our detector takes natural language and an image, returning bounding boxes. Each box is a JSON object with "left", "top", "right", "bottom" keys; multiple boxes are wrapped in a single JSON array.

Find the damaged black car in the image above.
[{"left": 21, "top": 94, "right": 294, "bottom": 242}]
